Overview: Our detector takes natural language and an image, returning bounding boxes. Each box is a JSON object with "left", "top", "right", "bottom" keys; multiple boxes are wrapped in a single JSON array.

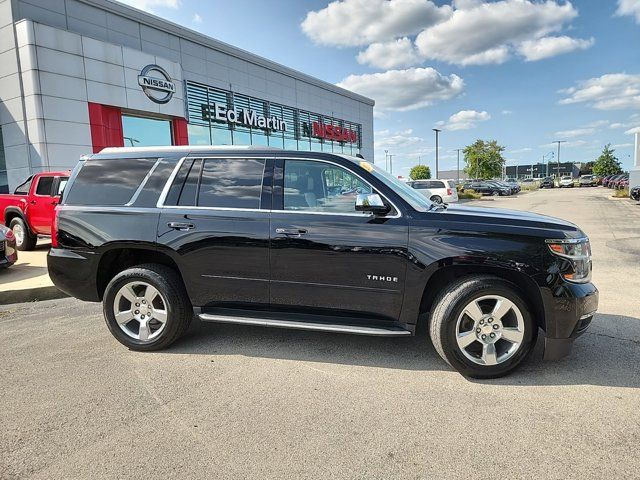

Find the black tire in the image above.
[
  {"left": 429, "top": 275, "right": 537, "bottom": 379},
  {"left": 9, "top": 217, "right": 37, "bottom": 251},
  {"left": 103, "top": 263, "right": 193, "bottom": 351},
  {"left": 430, "top": 195, "right": 443, "bottom": 204},
  {"left": 492, "top": 190, "right": 500, "bottom": 196}
]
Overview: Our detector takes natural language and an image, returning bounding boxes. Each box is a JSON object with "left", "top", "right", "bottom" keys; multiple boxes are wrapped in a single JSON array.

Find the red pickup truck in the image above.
[{"left": 0, "top": 172, "right": 69, "bottom": 250}]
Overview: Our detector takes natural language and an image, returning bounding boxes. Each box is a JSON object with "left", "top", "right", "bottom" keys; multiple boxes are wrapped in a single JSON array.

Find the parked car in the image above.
[
  {"left": 407, "top": 179, "right": 458, "bottom": 204},
  {"left": 504, "top": 178, "right": 521, "bottom": 193},
  {"left": 539, "top": 177, "right": 555, "bottom": 188},
  {"left": 48, "top": 146, "right": 598, "bottom": 379},
  {"left": 0, "top": 172, "right": 69, "bottom": 250},
  {"left": 490, "top": 181, "right": 516, "bottom": 195},
  {"left": 462, "top": 181, "right": 511, "bottom": 196},
  {"left": 611, "top": 174, "right": 629, "bottom": 189},
  {"left": 521, "top": 178, "right": 537, "bottom": 184},
  {"left": 0, "top": 224, "right": 18, "bottom": 269},
  {"left": 559, "top": 176, "right": 574, "bottom": 188},
  {"left": 631, "top": 185, "right": 640, "bottom": 201},
  {"left": 617, "top": 177, "right": 629, "bottom": 190},
  {"left": 579, "top": 175, "right": 596, "bottom": 187},
  {"left": 606, "top": 174, "right": 625, "bottom": 188}
]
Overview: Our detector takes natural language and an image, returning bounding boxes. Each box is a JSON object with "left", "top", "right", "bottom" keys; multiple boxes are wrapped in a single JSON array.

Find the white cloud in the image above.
[
  {"left": 117, "top": 0, "right": 179, "bottom": 12},
  {"left": 357, "top": 37, "right": 421, "bottom": 69},
  {"left": 625, "top": 126, "right": 640, "bottom": 135},
  {"left": 554, "top": 127, "right": 597, "bottom": 138},
  {"left": 559, "top": 73, "right": 640, "bottom": 110},
  {"left": 616, "top": 0, "right": 640, "bottom": 24},
  {"left": 414, "top": 0, "right": 579, "bottom": 65},
  {"left": 501, "top": 110, "right": 513, "bottom": 115},
  {"left": 301, "top": 0, "right": 451, "bottom": 47},
  {"left": 337, "top": 67, "right": 464, "bottom": 112},
  {"left": 518, "top": 36, "right": 594, "bottom": 61},
  {"left": 509, "top": 147, "right": 533, "bottom": 154},
  {"left": 193, "top": 13, "right": 203, "bottom": 23},
  {"left": 435, "top": 110, "right": 491, "bottom": 131},
  {"left": 612, "top": 143, "right": 634, "bottom": 148},
  {"left": 375, "top": 128, "right": 424, "bottom": 149}
]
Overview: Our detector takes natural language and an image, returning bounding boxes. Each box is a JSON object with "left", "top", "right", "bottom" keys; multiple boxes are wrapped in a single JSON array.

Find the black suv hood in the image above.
[{"left": 418, "top": 204, "right": 584, "bottom": 239}]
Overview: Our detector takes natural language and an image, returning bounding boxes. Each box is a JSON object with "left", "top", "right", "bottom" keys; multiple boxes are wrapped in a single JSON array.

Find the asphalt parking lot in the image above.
[{"left": 1, "top": 187, "right": 639, "bottom": 479}]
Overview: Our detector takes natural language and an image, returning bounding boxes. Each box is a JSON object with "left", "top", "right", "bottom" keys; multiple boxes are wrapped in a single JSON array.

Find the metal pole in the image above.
[
  {"left": 455, "top": 149, "right": 461, "bottom": 183},
  {"left": 389, "top": 155, "right": 394, "bottom": 175},
  {"left": 553, "top": 141, "right": 565, "bottom": 178},
  {"left": 433, "top": 128, "right": 441, "bottom": 179},
  {"left": 384, "top": 149, "right": 389, "bottom": 172}
]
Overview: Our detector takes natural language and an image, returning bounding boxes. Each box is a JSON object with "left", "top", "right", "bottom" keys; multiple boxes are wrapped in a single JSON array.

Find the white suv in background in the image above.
[
  {"left": 407, "top": 179, "right": 459, "bottom": 204},
  {"left": 559, "top": 176, "right": 574, "bottom": 188}
]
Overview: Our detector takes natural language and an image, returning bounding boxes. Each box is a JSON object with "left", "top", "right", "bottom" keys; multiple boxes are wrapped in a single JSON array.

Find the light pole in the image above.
[
  {"left": 454, "top": 148, "right": 462, "bottom": 183},
  {"left": 389, "top": 154, "right": 394, "bottom": 175},
  {"left": 553, "top": 140, "right": 566, "bottom": 178},
  {"left": 542, "top": 151, "right": 554, "bottom": 176},
  {"left": 433, "top": 128, "right": 441, "bottom": 179},
  {"left": 384, "top": 149, "right": 389, "bottom": 172}
]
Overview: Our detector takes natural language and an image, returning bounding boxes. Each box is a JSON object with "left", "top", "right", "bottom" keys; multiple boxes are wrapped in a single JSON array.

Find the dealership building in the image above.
[{"left": 0, "top": 0, "right": 374, "bottom": 193}]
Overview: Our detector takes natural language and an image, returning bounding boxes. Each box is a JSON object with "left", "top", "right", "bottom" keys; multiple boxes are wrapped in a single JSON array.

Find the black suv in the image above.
[{"left": 48, "top": 147, "right": 598, "bottom": 378}]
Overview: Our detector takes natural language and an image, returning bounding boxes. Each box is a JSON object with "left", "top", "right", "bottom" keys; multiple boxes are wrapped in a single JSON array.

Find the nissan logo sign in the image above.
[{"left": 138, "top": 64, "right": 176, "bottom": 104}]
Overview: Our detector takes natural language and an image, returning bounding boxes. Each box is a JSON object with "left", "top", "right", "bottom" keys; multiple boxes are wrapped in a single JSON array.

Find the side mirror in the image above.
[{"left": 355, "top": 193, "right": 390, "bottom": 215}]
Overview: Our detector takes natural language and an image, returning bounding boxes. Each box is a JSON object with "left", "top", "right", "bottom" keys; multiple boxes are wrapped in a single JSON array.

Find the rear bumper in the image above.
[
  {"left": 541, "top": 281, "right": 598, "bottom": 360},
  {"left": 47, "top": 248, "right": 101, "bottom": 301}
]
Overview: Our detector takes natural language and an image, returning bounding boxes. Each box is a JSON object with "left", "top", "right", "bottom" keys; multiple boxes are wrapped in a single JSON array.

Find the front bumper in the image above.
[
  {"left": 0, "top": 240, "right": 17, "bottom": 268},
  {"left": 541, "top": 281, "right": 598, "bottom": 360}
]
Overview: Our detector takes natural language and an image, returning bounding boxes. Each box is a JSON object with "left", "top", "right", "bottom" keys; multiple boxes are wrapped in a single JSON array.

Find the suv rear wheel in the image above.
[
  {"left": 103, "top": 264, "right": 192, "bottom": 351},
  {"left": 429, "top": 275, "right": 537, "bottom": 378}
]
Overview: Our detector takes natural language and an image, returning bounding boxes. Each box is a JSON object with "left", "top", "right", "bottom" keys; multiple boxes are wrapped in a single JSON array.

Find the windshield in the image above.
[{"left": 341, "top": 156, "right": 432, "bottom": 212}]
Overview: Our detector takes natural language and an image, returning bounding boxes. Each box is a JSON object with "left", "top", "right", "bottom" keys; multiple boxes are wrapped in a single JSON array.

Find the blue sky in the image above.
[{"left": 121, "top": 0, "right": 640, "bottom": 178}]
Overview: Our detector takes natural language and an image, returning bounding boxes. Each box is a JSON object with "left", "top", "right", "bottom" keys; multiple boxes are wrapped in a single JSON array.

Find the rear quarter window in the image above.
[{"left": 64, "top": 158, "right": 157, "bottom": 206}]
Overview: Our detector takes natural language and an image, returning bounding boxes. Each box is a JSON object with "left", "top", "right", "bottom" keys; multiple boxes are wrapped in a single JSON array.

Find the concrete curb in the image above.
[{"left": 0, "top": 285, "right": 68, "bottom": 305}]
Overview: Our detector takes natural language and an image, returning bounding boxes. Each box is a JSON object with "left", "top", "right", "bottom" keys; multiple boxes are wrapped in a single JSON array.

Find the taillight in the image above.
[
  {"left": 447, "top": 188, "right": 452, "bottom": 195},
  {"left": 51, "top": 206, "right": 60, "bottom": 248}
]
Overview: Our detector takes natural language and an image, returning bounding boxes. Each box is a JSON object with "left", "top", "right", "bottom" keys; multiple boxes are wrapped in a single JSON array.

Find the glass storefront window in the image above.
[
  {"left": 211, "top": 127, "right": 232, "bottom": 145},
  {"left": 232, "top": 129, "right": 251, "bottom": 145},
  {"left": 188, "top": 124, "right": 211, "bottom": 146},
  {"left": 251, "top": 132, "right": 269, "bottom": 146},
  {"left": 122, "top": 115, "right": 172, "bottom": 147}
]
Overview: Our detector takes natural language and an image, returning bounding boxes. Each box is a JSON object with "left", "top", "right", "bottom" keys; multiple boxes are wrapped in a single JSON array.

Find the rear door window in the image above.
[
  {"left": 64, "top": 158, "right": 157, "bottom": 206},
  {"left": 35, "top": 176, "right": 54, "bottom": 196},
  {"left": 14, "top": 177, "right": 32, "bottom": 195},
  {"left": 197, "top": 158, "right": 265, "bottom": 209}
]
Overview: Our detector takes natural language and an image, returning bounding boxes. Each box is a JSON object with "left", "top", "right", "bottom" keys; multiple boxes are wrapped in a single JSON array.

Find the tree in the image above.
[
  {"left": 409, "top": 164, "right": 431, "bottom": 180},
  {"left": 579, "top": 161, "right": 595, "bottom": 175},
  {"left": 463, "top": 139, "right": 506, "bottom": 179},
  {"left": 592, "top": 144, "right": 623, "bottom": 177}
]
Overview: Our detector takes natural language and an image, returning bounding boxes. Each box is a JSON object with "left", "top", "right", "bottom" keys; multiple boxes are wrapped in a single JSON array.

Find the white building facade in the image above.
[{"left": 0, "top": 0, "right": 374, "bottom": 192}]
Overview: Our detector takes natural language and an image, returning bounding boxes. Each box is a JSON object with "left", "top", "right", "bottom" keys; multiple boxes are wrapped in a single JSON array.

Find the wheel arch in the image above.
[
  {"left": 418, "top": 264, "right": 546, "bottom": 331},
  {"left": 4, "top": 207, "right": 31, "bottom": 232},
  {"left": 95, "top": 245, "right": 184, "bottom": 301}
]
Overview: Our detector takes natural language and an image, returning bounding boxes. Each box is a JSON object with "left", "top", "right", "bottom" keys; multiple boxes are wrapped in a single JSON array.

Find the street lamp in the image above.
[
  {"left": 542, "top": 151, "right": 554, "bottom": 176},
  {"left": 553, "top": 140, "right": 566, "bottom": 177},
  {"left": 432, "top": 128, "right": 441, "bottom": 179},
  {"left": 453, "top": 148, "right": 463, "bottom": 183},
  {"left": 384, "top": 149, "right": 389, "bottom": 172}
]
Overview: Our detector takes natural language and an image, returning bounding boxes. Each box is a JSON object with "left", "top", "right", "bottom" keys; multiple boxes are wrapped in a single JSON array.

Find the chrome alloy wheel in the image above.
[
  {"left": 455, "top": 295, "right": 525, "bottom": 366},
  {"left": 113, "top": 281, "right": 168, "bottom": 342},
  {"left": 12, "top": 223, "right": 24, "bottom": 246}
]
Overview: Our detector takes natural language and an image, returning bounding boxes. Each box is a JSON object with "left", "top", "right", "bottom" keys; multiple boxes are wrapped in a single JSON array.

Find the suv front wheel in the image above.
[
  {"left": 429, "top": 275, "right": 537, "bottom": 378},
  {"left": 103, "top": 264, "right": 192, "bottom": 351}
]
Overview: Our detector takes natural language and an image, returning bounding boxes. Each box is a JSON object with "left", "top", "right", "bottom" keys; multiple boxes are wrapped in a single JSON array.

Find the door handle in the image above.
[
  {"left": 29, "top": 200, "right": 37, "bottom": 205},
  {"left": 167, "top": 221, "right": 195, "bottom": 231},
  {"left": 275, "top": 228, "right": 308, "bottom": 237}
]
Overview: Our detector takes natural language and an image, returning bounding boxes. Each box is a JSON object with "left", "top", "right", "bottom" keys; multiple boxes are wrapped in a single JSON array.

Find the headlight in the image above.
[{"left": 545, "top": 238, "right": 592, "bottom": 283}]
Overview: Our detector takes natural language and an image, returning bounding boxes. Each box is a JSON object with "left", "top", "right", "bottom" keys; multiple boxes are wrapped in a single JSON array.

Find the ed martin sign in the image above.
[
  {"left": 138, "top": 64, "right": 176, "bottom": 104},
  {"left": 202, "top": 103, "right": 287, "bottom": 132}
]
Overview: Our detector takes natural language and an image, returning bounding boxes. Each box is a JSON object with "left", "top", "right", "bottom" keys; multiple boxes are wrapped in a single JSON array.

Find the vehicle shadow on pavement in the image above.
[{"left": 168, "top": 313, "right": 640, "bottom": 387}]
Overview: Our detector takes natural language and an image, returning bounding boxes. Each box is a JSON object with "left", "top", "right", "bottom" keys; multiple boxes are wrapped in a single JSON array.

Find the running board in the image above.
[{"left": 198, "top": 313, "right": 411, "bottom": 337}]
